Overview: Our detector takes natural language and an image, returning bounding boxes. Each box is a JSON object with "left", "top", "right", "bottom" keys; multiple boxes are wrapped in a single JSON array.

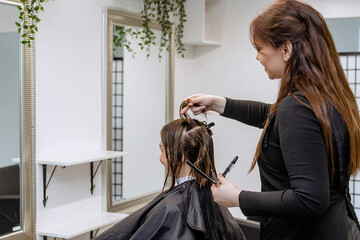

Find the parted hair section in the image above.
[{"left": 160, "top": 100, "right": 216, "bottom": 192}]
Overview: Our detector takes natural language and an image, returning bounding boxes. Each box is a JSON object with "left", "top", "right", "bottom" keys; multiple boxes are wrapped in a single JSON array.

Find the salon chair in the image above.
[
  {"left": 0, "top": 164, "right": 20, "bottom": 234},
  {"left": 236, "top": 217, "right": 260, "bottom": 240}
]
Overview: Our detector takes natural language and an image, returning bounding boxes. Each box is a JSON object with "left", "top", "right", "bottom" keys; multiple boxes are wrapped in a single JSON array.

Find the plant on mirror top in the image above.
[
  {"left": 15, "top": 0, "right": 45, "bottom": 48},
  {"left": 113, "top": 0, "right": 187, "bottom": 60},
  {"left": 14, "top": 0, "right": 187, "bottom": 59}
]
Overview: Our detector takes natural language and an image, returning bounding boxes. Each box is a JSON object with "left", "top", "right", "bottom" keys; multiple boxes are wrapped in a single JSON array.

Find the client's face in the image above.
[{"left": 159, "top": 141, "right": 168, "bottom": 170}]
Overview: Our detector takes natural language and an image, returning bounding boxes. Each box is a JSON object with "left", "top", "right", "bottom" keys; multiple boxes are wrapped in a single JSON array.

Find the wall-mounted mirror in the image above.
[
  {"left": 103, "top": 8, "right": 174, "bottom": 211},
  {"left": 0, "top": 0, "right": 35, "bottom": 239},
  {"left": 0, "top": 1, "right": 21, "bottom": 236}
]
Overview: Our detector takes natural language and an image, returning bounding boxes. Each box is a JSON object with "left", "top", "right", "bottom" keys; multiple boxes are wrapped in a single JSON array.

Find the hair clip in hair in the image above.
[{"left": 203, "top": 121, "right": 215, "bottom": 135}]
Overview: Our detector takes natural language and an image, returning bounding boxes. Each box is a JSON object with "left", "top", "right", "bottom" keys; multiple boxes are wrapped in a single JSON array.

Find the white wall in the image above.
[
  {"left": 34, "top": 0, "right": 360, "bottom": 237},
  {"left": 307, "top": 0, "right": 360, "bottom": 18},
  {"left": 35, "top": 1, "right": 142, "bottom": 239}
]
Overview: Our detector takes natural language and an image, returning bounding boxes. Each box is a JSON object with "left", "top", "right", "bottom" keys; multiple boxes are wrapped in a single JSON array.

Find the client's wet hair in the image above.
[{"left": 160, "top": 100, "right": 216, "bottom": 192}]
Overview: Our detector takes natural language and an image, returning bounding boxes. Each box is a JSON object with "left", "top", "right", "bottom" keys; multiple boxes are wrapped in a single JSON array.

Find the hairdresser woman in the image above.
[{"left": 181, "top": 0, "right": 360, "bottom": 239}]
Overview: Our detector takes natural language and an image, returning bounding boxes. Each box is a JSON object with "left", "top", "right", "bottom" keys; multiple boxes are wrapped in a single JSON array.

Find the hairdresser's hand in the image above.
[
  {"left": 211, "top": 174, "right": 241, "bottom": 208},
  {"left": 180, "top": 94, "right": 226, "bottom": 115}
]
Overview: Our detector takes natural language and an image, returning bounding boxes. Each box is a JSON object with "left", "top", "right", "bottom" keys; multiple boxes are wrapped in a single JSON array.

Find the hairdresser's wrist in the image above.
[
  {"left": 208, "top": 96, "right": 226, "bottom": 114},
  {"left": 234, "top": 189, "right": 241, "bottom": 207},
  {"left": 236, "top": 190, "right": 242, "bottom": 208}
]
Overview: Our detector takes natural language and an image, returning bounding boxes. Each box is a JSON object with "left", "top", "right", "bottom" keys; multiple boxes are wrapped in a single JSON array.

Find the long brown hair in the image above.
[
  {"left": 249, "top": 0, "right": 360, "bottom": 176},
  {"left": 160, "top": 102, "right": 216, "bottom": 192}
]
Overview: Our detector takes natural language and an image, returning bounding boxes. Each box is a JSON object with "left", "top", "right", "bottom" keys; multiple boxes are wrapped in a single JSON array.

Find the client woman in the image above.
[{"left": 96, "top": 105, "right": 245, "bottom": 240}]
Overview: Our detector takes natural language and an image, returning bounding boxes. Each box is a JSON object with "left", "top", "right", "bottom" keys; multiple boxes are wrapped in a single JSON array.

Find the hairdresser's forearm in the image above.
[
  {"left": 221, "top": 98, "right": 272, "bottom": 128},
  {"left": 208, "top": 95, "right": 227, "bottom": 114}
]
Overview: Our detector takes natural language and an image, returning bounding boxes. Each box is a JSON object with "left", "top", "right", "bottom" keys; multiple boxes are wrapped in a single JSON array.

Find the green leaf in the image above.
[
  {"left": 15, "top": 22, "right": 21, "bottom": 27},
  {"left": 18, "top": 28, "right": 21, "bottom": 33},
  {"left": 34, "top": 6, "right": 40, "bottom": 11},
  {"left": 21, "top": 40, "right": 27, "bottom": 44},
  {"left": 21, "top": 33, "right": 27, "bottom": 37},
  {"left": 30, "top": 37, "right": 35, "bottom": 40},
  {"left": 17, "top": 6, "right": 22, "bottom": 10},
  {"left": 20, "top": 0, "right": 26, "bottom": 3}
]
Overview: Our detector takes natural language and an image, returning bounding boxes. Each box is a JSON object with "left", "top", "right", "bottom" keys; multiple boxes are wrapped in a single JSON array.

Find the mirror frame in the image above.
[
  {"left": 102, "top": 7, "right": 174, "bottom": 212},
  {"left": 0, "top": 0, "right": 36, "bottom": 239}
]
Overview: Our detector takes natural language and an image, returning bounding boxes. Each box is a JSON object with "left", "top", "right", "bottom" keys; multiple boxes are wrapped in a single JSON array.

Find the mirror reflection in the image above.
[
  {"left": 111, "top": 24, "right": 167, "bottom": 204},
  {"left": 327, "top": 17, "right": 360, "bottom": 217},
  {"left": 0, "top": 1, "right": 21, "bottom": 236},
  {"left": 326, "top": 17, "right": 360, "bottom": 53}
]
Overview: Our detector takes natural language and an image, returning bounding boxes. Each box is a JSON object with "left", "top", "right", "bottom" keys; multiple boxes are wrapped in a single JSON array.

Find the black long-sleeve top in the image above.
[{"left": 221, "top": 94, "right": 359, "bottom": 240}]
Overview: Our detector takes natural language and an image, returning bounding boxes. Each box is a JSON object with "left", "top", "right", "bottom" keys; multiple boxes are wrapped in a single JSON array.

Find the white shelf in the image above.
[
  {"left": 183, "top": 0, "right": 223, "bottom": 45},
  {"left": 38, "top": 212, "right": 128, "bottom": 239},
  {"left": 37, "top": 150, "right": 127, "bottom": 166}
]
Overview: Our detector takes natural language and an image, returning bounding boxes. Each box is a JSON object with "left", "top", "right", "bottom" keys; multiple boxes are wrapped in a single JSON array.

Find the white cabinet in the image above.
[
  {"left": 37, "top": 150, "right": 128, "bottom": 239},
  {"left": 183, "top": 0, "right": 224, "bottom": 45}
]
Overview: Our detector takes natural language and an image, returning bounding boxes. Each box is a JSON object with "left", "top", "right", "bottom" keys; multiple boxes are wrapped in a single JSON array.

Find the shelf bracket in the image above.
[
  {"left": 90, "top": 161, "right": 103, "bottom": 194},
  {"left": 90, "top": 228, "right": 99, "bottom": 240},
  {"left": 43, "top": 165, "right": 65, "bottom": 207},
  {"left": 43, "top": 236, "right": 60, "bottom": 240}
]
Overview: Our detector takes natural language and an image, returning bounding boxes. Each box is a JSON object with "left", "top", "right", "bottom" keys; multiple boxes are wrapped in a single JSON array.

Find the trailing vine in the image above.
[
  {"left": 15, "top": 0, "right": 187, "bottom": 57},
  {"left": 113, "top": 0, "right": 187, "bottom": 60},
  {"left": 15, "top": 0, "right": 45, "bottom": 48},
  {"left": 113, "top": 25, "right": 140, "bottom": 58}
]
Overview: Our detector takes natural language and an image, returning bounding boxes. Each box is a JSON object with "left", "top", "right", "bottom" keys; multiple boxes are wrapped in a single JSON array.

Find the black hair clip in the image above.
[{"left": 203, "top": 121, "right": 215, "bottom": 135}]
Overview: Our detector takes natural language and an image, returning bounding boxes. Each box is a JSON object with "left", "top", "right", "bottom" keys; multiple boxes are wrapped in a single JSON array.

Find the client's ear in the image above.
[{"left": 281, "top": 41, "right": 292, "bottom": 62}]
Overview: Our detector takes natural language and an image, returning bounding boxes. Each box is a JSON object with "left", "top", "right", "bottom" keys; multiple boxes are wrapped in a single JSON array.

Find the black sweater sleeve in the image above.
[
  {"left": 238, "top": 96, "right": 330, "bottom": 218},
  {"left": 221, "top": 97, "right": 272, "bottom": 128}
]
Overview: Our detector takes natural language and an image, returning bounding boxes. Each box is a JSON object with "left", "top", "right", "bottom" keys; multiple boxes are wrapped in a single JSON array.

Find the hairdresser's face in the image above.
[
  {"left": 159, "top": 141, "right": 168, "bottom": 169},
  {"left": 255, "top": 42, "right": 286, "bottom": 80}
]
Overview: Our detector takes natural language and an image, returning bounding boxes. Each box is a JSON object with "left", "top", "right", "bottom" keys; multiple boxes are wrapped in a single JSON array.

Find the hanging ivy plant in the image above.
[
  {"left": 15, "top": 0, "right": 45, "bottom": 48},
  {"left": 113, "top": 25, "right": 140, "bottom": 58},
  {"left": 113, "top": 0, "right": 187, "bottom": 60},
  {"left": 15, "top": 0, "right": 186, "bottom": 57}
]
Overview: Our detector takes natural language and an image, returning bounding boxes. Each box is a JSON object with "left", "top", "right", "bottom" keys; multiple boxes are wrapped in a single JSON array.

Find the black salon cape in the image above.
[{"left": 96, "top": 180, "right": 245, "bottom": 240}]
